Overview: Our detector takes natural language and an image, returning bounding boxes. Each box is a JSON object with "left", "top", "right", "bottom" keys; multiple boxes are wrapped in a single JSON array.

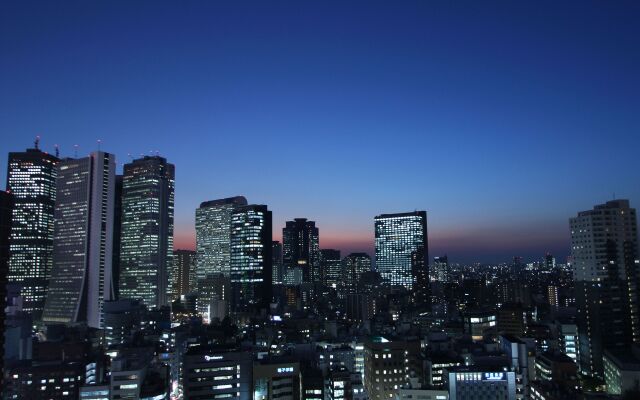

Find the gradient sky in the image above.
[{"left": 2, "top": 1, "right": 639, "bottom": 263}]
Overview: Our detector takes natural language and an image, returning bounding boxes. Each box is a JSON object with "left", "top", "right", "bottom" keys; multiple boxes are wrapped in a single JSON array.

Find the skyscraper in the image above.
[
  {"left": 320, "top": 249, "right": 341, "bottom": 288},
  {"left": 173, "top": 249, "right": 196, "bottom": 299},
  {"left": 272, "top": 241, "right": 283, "bottom": 285},
  {"left": 230, "top": 204, "right": 272, "bottom": 312},
  {"left": 0, "top": 190, "right": 13, "bottom": 391},
  {"left": 282, "top": 218, "right": 320, "bottom": 283},
  {"left": 374, "top": 211, "right": 428, "bottom": 290},
  {"left": 570, "top": 199, "right": 640, "bottom": 377},
  {"left": 112, "top": 175, "right": 123, "bottom": 299},
  {"left": 6, "top": 146, "right": 59, "bottom": 319},
  {"left": 342, "top": 252, "right": 371, "bottom": 293},
  {"left": 42, "top": 152, "right": 116, "bottom": 329},
  {"left": 195, "top": 196, "right": 247, "bottom": 315},
  {"left": 119, "top": 156, "right": 175, "bottom": 308}
]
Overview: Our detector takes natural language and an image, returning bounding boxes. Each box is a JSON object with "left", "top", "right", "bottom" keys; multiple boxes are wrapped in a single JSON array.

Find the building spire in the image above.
[{"left": 34, "top": 135, "right": 40, "bottom": 149}]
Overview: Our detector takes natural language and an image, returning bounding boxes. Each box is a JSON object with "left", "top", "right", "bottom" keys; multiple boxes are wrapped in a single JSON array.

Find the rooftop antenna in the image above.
[
  {"left": 97, "top": 139, "right": 102, "bottom": 151},
  {"left": 74, "top": 144, "right": 79, "bottom": 158},
  {"left": 54, "top": 144, "right": 60, "bottom": 158},
  {"left": 34, "top": 135, "right": 40, "bottom": 150}
]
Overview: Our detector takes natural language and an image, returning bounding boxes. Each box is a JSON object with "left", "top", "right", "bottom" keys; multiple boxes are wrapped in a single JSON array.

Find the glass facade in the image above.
[
  {"left": 172, "top": 249, "right": 196, "bottom": 299},
  {"left": 195, "top": 196, "right": 247, "bottom": 314},
  {"left": 342, "top": 252, "right": 371, "bottom": 293},
  {"left": 42, "top": 152, "right": 115, "bottom": 328},
  {"left": 6, "top": 148, "right": 58, "bottom": 319},
  {"left": 374, "top": 211, "right": 428, "bottom": 290},
  {"left": 119, "top": 156, "right": 175, "bottom": 308},
  {"left": 230, "top": 204, "right": 272, "bottom": 312},
  {"left": 320, "top": 249, "right": 341, "bottom": 288}
]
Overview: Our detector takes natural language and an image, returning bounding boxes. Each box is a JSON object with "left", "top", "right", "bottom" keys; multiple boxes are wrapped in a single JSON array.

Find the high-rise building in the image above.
[
  {"left": 230, "top": 204, "right": 272, "bottom": 312},
  {"left": 570, "top": 199, "right": 640, "bottom": 377},
  {"left": 374, "top": 211, "right": 428, "bottom": 290},
  {"left": 342, "top": 252, "right": 371, "bottom": 293},
  {"left": 0, "top": 190, "right": 13, "bottom": 391},
  {"left": 173, "top": 249, "right": 196, "bottom": 299},
  {"left": 272, "top": 241, "right": 284, "bottom": 285},
  {"left": 119, "top": 156, "right": 175, "bottom": 309},
  {"left": 6, "top": 146, "right": 59, "bottom": 319},
  {"left": 432, "top": 255, "right": 449, "bottom": 283},
  {"left": 111, "top": 175, "right": 123, "bottom": 299},
  {"left": 196, "top": 196, "right": 247, "bottom": 314},
  {"left": 42, "top": 152, "right": 116, "bottom": 329},
  {"left": 282, "top": 218, "right": 320, "bottom": 283},
  {"left": 320, "top": 249, "right": 341, "bottom": 288}
]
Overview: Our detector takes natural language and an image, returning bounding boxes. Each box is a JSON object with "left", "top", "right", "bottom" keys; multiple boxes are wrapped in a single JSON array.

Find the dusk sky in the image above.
[{"left": 2, "top": 1, "right": 639, "bottom": 263}]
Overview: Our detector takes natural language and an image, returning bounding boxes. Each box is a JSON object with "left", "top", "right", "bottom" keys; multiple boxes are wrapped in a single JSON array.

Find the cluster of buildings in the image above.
[{"left": 1, "top": 141, "right": 640, "bottom": 399}]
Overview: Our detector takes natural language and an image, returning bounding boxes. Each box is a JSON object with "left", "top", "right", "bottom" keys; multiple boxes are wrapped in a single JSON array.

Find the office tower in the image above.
[
  {"left": 119, "top": 156, "right": 174, "bottom": 309},
  {"left": 320, "top": 249, "right": 341, "bottom": 288},
  {"left": 111, "top": 175, "right": 122, "bottom": 298},
  {"left": 570, "top": 199, "right": 640, "bottom": 377},
  {"left": 196, "top": 196, "right": 247, "bottom": 314},
  {"left": 282, "top": 218, "right": 320, "bottom": 283},
  {"left": 42, "top": 152, "right": 116, "bottom": 329},
  {"left": 183, "top": 345, "right": 253, "bottom": 400},
  {"left": 411, "top": 247, "right": 429, "bottom": 307},
  {"left": 230, "top": 204, "right": 272, "bottom": 312},
  {"left": 173, "top": 249, "right": 196, "bottom": 299},
  {"left": 342, "top": 252, "right": 371, "bottom": 293},
  {"left": 6, "top": 146, "right": 59, "bottom": 319},
  {"left": 0, "top": 190, "right": 13, "bottom": 391},
  {"left": 272, "top": 241, "right": 284, "bottom": 285},
  {"left": 432, "top": 255, "right": 449, "bottom": 283},
  {"left": 374, "top": 211, "right": 428, "bottom": 289}
]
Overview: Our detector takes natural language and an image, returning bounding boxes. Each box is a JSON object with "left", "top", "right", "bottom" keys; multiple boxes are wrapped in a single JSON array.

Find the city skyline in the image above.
[{"left": 2, "top": 1, "right": 639, "bottom": 263}]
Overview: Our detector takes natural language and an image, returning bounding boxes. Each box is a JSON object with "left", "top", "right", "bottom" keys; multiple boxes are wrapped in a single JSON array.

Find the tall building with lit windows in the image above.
[
  {"left": 570, "top": 199, "right": 640, "bottom": 377},
  {"left": 173, "top": 249, "right": 196, "bottom": 299},
  {"left": 119, "top": 156, "right": 175, "bottom": 309},
  {"left": 374, "top": 211, "right": 428, "bottom": 290},
  {"left": 6, "top": 146, "right": 59, "bottom": 319},
  {"left": 320, "top": 249, "right": 341, "bottom": 288},
  {"left": 196, "top": 196, "right": 247, "bottom": 314},
  {"left": 342, "top": 252, "right": 371, "bottom": 293},
  {"left": 282, "top": 218, "right": 320, "bottom": 283},
  {"left": 230, "top": 204, "right": 272, "bottom": 312},
  {"left": 42, "top": 151, "right": 116, "bottom": 329}
]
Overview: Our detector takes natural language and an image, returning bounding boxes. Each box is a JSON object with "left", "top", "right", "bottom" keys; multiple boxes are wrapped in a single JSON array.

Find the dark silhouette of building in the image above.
[
  {"left": 283, "top": 218, "right": 320, "bottom": 283},
  {"left": 0, "top": 190, "right": 13, "bottom": 391}
]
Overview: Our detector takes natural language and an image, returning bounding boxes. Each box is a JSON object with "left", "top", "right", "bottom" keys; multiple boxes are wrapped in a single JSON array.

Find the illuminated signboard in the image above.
[
  {"left": 277, "top": 367, "right": 294, "bottom": 374},
  {"left": 204, "top": 355, "right": 224, "bottom": 361},
  {"left": 482, "top": 372, "right": 505, "bottom": 381}
]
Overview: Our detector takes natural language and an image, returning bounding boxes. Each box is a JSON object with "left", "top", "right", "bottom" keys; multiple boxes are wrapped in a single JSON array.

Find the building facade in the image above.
[
  {"left": 282, "top": 218, "right": 320, "bottom": 283},
  {"left": 374, "top": 211, "right": 428, "bottom": 290},
  {"left": 42, "top": 152, "right": 116, "bottom": 329},
  {"left": 570, "top": 199, "right": 639, "bottom": 376},
  {"left": 196, "top": 196, "right": 247, "bottom": 315},
  {"left": 119, "top": 156, "right": 175, "bottom": 309},
  {"left": 230, "top": 204, "right": 272, "bottom": 312},
  {"left": 6, "top": 146, "right": 59, "bottom": 319},
  {"left": 173, "top": 249, "right": 196, "bottom": 299}
]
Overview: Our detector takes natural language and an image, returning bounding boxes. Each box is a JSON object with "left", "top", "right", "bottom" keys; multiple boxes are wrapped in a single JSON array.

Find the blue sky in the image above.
[{"left": 2, "top": 0, "right": 639, "bottom": 262}]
